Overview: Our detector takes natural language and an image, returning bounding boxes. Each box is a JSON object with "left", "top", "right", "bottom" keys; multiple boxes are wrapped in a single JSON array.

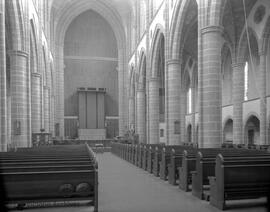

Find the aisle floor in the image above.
[{"left": 12, "top": 152, "right": 268, "bottom": 212}]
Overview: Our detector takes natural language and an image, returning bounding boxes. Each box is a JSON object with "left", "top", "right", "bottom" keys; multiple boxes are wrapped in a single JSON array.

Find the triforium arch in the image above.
[
  {"left": 148, "top": 26, "right": 165, "bottom": 144},
  {"left": 52, "top": 0, "right": 127, "bottom": 138},
  {"left": 136, "top": 50, "right": 147, "bottom": 143}
]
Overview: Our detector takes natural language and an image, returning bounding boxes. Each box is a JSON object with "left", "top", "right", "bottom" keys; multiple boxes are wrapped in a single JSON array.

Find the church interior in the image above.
[{"left": 1, "top": 0, "right": 270, "bottom": 211}]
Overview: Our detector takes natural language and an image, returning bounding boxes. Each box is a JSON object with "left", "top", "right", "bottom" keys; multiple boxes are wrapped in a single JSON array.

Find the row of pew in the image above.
[
  {"left": 111, "top": 142, "right": 270, "bottom": 210},
  {"left": 0, "top": 144, "right": 98, "bottom": 211}
]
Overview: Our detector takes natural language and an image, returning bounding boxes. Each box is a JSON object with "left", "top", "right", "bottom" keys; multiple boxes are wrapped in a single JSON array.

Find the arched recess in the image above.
[
  {"left": 136, "top": 51, "right": 147, "bottom": 143},
  {"left": 244, "top": 114, "right": 260, "bottom": 145},
  {"left": 149, "top": 27, "right": 165, "bottom": 144},
  {"left": 223, "top": 117, "right": 233, "bottom": 143},
  {"left": 237, "top": 27, "right": 260, "bottom": 101},
  {"left": 187, "top": 124, "right": 192, "bottom": 143},
  {"left": 221, "top": 43, "right": 233, "bottom": 105},
  {"left": 128, "top": 65, "right": 135, "bottom": 130},
  {"left": 53, "top": 0, "right": 127, "bottom": 137}
]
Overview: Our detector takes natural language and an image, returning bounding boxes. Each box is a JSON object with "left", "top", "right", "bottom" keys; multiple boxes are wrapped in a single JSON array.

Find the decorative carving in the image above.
[{"left": 254, "top": 5, "right": 266, "bottom": 24}]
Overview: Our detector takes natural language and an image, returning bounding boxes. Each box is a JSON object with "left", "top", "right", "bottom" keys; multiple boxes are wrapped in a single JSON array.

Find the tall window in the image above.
[{"left": 244, "top": 62, "right": 248, "bottom": 101}]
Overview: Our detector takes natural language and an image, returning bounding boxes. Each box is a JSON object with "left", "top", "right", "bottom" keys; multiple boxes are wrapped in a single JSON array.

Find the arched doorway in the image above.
[
  {"left": 244, "top": 115, "right": 260, "bottom": 145},
  {"left": 187, "top": 124, "right": 192, "bottom": 143}
]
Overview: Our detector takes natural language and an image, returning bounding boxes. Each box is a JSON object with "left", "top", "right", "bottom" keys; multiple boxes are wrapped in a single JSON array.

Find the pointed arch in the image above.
[
  {"left": 150, "top": 25, "right": 165, "bottom": 77},
  {"left": 138, "top": 49, "right": 147, "bottom": 90}
]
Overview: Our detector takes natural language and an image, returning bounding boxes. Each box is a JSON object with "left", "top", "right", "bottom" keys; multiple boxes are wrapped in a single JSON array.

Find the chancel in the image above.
[{"left": 1, "top": 0, "right": 270, "bottom": 212}]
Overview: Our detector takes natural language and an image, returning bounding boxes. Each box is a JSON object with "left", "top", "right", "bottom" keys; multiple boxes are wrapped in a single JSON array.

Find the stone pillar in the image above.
[
  {"left": 167, "top": 59, "right": 181, "bottom": 145},
  {"left": 0, "top": 0, "right": 7, "bottom": 151},
  {"left": 136, "top": 89, "right": 146, "bottom": 143},
  {"left": 149, "top": 77, "right": 159, "bottom": 144},
  {"left": 180, "top": 87, "right": 186, "bottom": 143},
  {"left": 199, "top": 25, "right": 223, "bottom": 148},
  {"left": 259, "top": 52, "right": 267, "bottom": 144},
  {"left": 128, "top": 96, "right": 135, "bottom": 129},
  {"left": 43, "top": 86, "right": 50, "bottom": 132},
  {"left": 50, "top": 95, "right": 55, "bottom": 136},
  {"left": 9, "top": 50, "right": 30, "bottom": 148},
  {"left": 232, "top": 62, "right": 245, "bottom": 145},
  {"left": 55, "top": 44, "right": 64, "bottom": 137},
  {"left": 118, "top": 48, "right": 126, "bottom": 136},
  {"left": 191, "top": 85, "right": 196, "bottom": 143},
  {"left": 31, "top": 72, "right": 41, "bottom": 133}
]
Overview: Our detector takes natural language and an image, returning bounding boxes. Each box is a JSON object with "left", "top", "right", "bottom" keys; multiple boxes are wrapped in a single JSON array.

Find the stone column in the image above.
[
  {"left": 43, "top": 86, "right": 50, "bottom": 132},
  {"left": 180, "top": 87, "right": 186, "bottom": 143},
  {"left": 136, "top": 89, "right": 146, "bottom": 143},
  {"left": 0, "top": 0, "right": 7, "bottom": 151},
  {"left": 118, "top": 48, "right": 126, "bottom": 136},
  {"left": 31, "top": 72, "right": 41, "bottom": 133},
  {"left": 232, "top": 62, "right": 245, "bottom": 145},
  {"left": 148, "top": 77, "right": 159, "bottom": 144},
  {"left": 128, "top": 96, "right": 135, "bottom": 129},
  {"left": 199, "top": 25, "right": 223, "bottom": 148},
  {"left": 259, "top": 52, "right": 267, "bottom": 144},
  {"left": 55, "top": 44, "right": 64, "bottom": 137},
  {"left": 9, "top": 50, "right": 30, "bottom": 148},
  {"left": 191, "top": 85, "right": 196, "bottom": 143},
  {"left": 167, "top": 59, "right": 181, "bottom": 145}
]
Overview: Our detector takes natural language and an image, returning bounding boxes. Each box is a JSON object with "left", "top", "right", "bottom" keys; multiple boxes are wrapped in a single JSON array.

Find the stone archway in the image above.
[
  {"left": 223, "top": 118, "right": 233, "bottom": 143},
  {"left": 244, "top": 115, "right": 260, "bottom": 145}
]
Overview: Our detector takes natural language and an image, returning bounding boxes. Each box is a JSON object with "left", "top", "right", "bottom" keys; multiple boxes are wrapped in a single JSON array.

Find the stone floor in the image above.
[{"left": 10, "top": 152, "right": 268, "bottom": 212}]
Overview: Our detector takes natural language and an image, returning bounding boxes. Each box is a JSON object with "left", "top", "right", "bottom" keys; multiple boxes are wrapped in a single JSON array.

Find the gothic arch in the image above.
[
  {"left": 138, "top": 50, "right": 147, "bottom": 90},
  {"left": 169, "top": 0, "right": 197, "bottom": 59},
  {"left": 5, "top": 0, "right": 24, "bottom": 50},
  {"left": 150, "top": 25, "right": 165, "bottom": 78},
  {"left": 237, "top": 27, "right": 260, "bottom": 63}
]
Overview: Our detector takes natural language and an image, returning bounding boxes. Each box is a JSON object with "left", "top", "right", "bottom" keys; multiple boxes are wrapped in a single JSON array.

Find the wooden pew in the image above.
[
  {"left": 152, "top": 145, "right": 166, "bottom": 177},
  {"left": 191, "top": 148, "right": 270, "bottom": 199},
  {"left": 142, "top": 144, "right": 164, "bottom": 171},
  {"left": 160, "top": 144, "right": 194, "bottom": 181},
  {"left": 178, "top": 149, "right": 197, "bottom": 191},
  {"left": 209, "top": 154, "right": 270, "bottom": 210},
  {"left": 0, "top": 144, "right": 98, "bottom": 212},
  {"left": 137, "top": 144, "right": 143, "bottom": 167},
  {"left": 168, "top": 148, "right": 196, "bottom": 186}
]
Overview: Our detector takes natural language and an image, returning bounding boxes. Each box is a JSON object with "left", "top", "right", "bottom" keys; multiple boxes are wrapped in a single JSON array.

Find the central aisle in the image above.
[{"left": 97, "top": 153, "right": 267, "bottom": 212}]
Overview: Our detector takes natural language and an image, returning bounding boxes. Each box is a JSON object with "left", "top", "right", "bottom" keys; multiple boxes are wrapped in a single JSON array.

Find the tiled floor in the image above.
[{"left": 10, "top": 152, "right": 268, "bottom": 212}]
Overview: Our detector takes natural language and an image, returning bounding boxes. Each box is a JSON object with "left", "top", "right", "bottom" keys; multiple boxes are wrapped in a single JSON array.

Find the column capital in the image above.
[
  {"left": 8, "top": 50, "right": 28, "bottom": 58},
  {"left": 167, "top": 58, "right": 181, "bottom": 66},
  {"left": 31, "top": 72, "right": 41, "bottom": 78},
  {"left": 201, "top": 25, "right": 223, "bottom": 35}
]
